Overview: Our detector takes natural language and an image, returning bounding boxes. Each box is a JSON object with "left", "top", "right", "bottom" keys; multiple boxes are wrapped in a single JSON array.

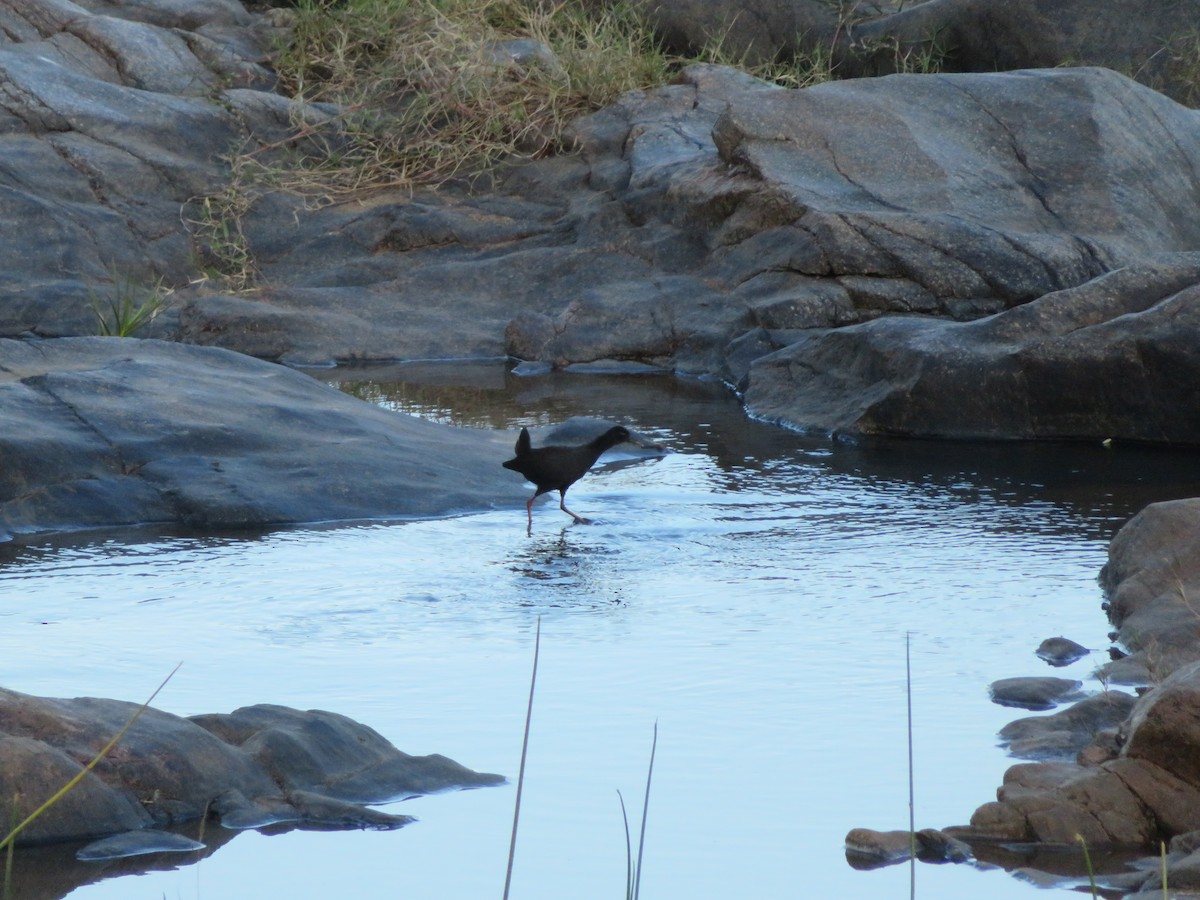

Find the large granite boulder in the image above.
[
  {"left": 743, "top": 255, "right": 1200, "bottom": 441},
  {"left": 0, "top": 687, "right": 502, "bottom": 847},
  {"left": 184, "top": 65, "right": 1200, "bottom": 416},
  {"left": 0, "top": 336, "right": 526, "bottom": 540},
  {"left": 621, "top": 0, "right": 1200, "bottom": 106},
  {"left": 843, "top": 0, "right": 1200, "bottom": 105}
]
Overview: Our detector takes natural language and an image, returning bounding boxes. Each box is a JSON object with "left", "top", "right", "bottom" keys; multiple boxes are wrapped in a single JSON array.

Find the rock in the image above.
[
  {"left": 627, "top": 0, "right": 839, "bottom": 65},
  {"left": 1171, "top": 830, "right": 1200, "bottom": 855},
  {"left": 1146, "top": 847, "right": 1200, "bottom": 890},
  {"left": 998, "top": 691, "right": 1136, "bottom": 760},
  {"left": 841, "top": 0, "right": 1200, "bottom": 105},
  {"left": 1035, "top": 637, "right": 1090, "bottom": 667},
  {"left": 188, "top": 703, "right": 502, "bottom": 802},
  {"left": 0, "top": 5, "right": 1199, "bottom": 447},
  {"left": 0, "top": 687, "right": 502, "bottom": 847},
  {"left": 844, "top": 828, "right": 917, "bottom": 867},
  {"left": 1076, "top": 729, "right": 1122, "bottom": 766},
  {"left": 0, "top": 1, "right": 289, "bottom": 327},
  {"left": 989, "top": 677, "right": 1082, "bottom": 711},
  {"left": 744, "top": 254, "right": 1200, "bottom": 440},
  {"left": 0, "top": 337, "right": 528, "bottom": 539},
  {"left": 844, "top": 826, "right": 973, "bottom": 868},
  {"left": 1099, "top": 499, "right": 1200, "bottom": 682},
  {"left": 914, "top": 828, "right": 973, "bottom": 863},
  {"left": 1122, "top": 661, "right": 1200, "bottom": 788},
  {"left": 961, "top": 667, "right": 1200, "bottom": 847},
  {"left": 623, "top": 0, "right": 1200, "bottom": 106}
]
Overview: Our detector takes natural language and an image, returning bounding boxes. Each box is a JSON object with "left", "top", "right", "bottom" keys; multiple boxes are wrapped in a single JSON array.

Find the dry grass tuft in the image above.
[{"left": 269, "top": 0, "right": 674, "bottom": 191}]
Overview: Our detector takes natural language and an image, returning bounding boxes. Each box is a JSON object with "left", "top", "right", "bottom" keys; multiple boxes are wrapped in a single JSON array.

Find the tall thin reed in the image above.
[
  {"left": 503, "top": 616, "right": 540, "bottom": 900},
  {"left": 1076, "top": 833, "right": 1098, "bottom": 898},
  {"left": 618, "top": 721, "right": 657, "bottom": 900},
  {"left": 906, "top": 632, "right": 915, "bottom": 898},
  {"left": 1, "top": 664, "right": 181, "bottom": 898},
  {"left": 3, "top": 800, "right": 15, "bottom": 900}
]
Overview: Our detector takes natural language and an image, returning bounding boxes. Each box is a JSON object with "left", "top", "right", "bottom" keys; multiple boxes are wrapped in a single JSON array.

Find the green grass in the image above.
[
  {"left": 1076, "top": 833, "right": 1098, "bottom": 898},
  {"left": 90, "top": 272, "right": 172, "bottom": 337}
]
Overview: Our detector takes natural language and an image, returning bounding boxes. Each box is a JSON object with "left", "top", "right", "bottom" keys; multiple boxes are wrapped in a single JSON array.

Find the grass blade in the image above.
[
  {"left": 632, "top": 720, "right": 657, "bottom": 900},
  {"left": 907, "top": 632, "right": 915, "bottom": 898},
  {"left": 618, "top": 789, "right": 632, "bottom": 898},
  {"left": 3, "top": 798, "right": 15, "bottom": 900},
  {"left": 503, "top": 616, "right": 540, "bottom": 900},
  {"left": 1076, "top": 833, "right": 1098, "bottom": 898}
]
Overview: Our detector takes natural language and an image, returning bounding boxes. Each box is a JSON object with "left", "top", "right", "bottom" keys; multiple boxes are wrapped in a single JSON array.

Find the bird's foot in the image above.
[{"left": 571, "top": 515, "right": 593, "bottom": 525}]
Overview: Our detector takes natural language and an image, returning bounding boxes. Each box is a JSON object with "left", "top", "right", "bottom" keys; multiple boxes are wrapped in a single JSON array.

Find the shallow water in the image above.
[{"left": 3, "top": 363, "right": 1198, "bottom": 899}]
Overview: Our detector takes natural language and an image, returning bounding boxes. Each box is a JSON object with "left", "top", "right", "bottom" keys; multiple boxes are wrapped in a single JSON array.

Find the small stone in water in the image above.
[{"left": 1035, "top": 636, "right": 1090, "bottom": 667}]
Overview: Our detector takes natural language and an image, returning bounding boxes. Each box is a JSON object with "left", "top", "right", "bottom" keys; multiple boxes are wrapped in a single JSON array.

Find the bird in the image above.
[{"left": 502, "top": 424, "right": 640, "bottom": 533}]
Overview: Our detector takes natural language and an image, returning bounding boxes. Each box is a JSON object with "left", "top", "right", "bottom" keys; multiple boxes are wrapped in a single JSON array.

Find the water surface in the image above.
[{"left": 2, "top": 363, "right": 1197, "bottom": 899}]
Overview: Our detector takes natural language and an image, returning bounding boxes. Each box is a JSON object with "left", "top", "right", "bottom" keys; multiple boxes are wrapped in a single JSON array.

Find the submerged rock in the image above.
[
  {"left": 1035, "top": 637, "right": 1090, "bottom": 667},
  {"left": 989, "top": 677, "right": 1083, "bottom": 711},
  {"left": 998, "top": 692, "right": 1135, "bottom": 760},
  {"left": 844, "top": 827, "right": 972, "bottom": 868}
]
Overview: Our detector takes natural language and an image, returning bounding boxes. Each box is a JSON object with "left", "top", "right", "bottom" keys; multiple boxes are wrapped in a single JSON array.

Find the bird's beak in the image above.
[{"left": 626, "top": 432, "right": 667, "bottom": 453}]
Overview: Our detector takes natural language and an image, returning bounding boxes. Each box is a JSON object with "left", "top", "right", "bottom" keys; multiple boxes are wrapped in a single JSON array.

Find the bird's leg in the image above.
[
  {"left": 525, "top": 494, "right": 535, "bottom": 536},
  {"left": 559, "top": 491, "right": 591, "bottom": 525}
]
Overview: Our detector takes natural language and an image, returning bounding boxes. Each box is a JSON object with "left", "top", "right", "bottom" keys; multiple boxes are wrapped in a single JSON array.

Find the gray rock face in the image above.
[
  {"left": 844, "top": 0, "right": 1200, "bottom": 105},
  {"left": 629, "top": 0, "right": 1200, "bottom": 106},
  {"left": 1101, "top": 498, "right": 1200, "bottom": 681},
  {"left": 744, "top": 255, "right": 1200, "bottom": 440},
  {"left": 0, "top": 337, "right": 527, "bottom": 539},
  {"left": 182, "top": 65, "right": 1200, "bottom": 444},
  {"left": 0, "top": 0, "right": 307, "bottom": 333}
]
